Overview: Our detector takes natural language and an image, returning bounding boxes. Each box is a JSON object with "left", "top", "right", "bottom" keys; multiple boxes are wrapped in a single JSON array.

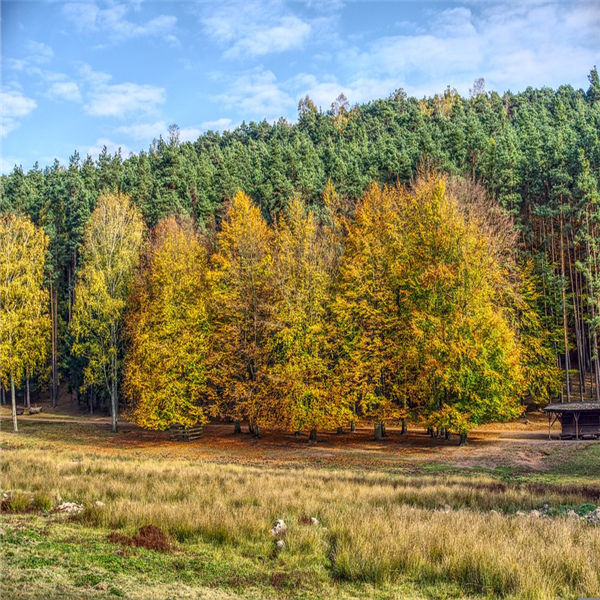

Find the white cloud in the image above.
[
  {"left": 216, "top": 69, "right": 295, "bottom": 120},
  {"left": 73, "top": 65, "right": 165, "bottom": 119},
  {"left": 0, "top": 155, "right": 25, "bottom": 175},
  {"left": 84, "top": 137, "right": 131, "bottom": 160},
  {"left": 202, "top": 2, "right": 311, "bottom": 58},
  {"left": 63, "top": 1, "right": 177, "bottom": 44},
  {"left": 0, "top": 90, "right": 37, "bottom": 137},
  {"left": 340, "top": 1, "right": 599, "bottom": 97},
  {"left": 116, "top": 121, "right": 167, "bottom": 141},
  {"left": 47, "top": 81, "right": 82, "bottom": 103},
  {"left": 200, "top": 118, "right": 233, "bottom": 131},
  {"left": 289, "top": 73, "right": 396, "bottom": 110},
  {"left": 25, "top": 40, "right": 54, "bottom": 64},
  {"left": 178, "top": 127, "right": 203, "bottom": 142},
  {"left": 85, "top": 82, "right": 166, "bottom": 118}
]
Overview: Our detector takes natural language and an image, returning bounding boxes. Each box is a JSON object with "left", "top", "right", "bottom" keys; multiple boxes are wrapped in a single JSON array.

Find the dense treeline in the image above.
[{"left": 1, "top": 70, "right": 599, "bottom": 434}]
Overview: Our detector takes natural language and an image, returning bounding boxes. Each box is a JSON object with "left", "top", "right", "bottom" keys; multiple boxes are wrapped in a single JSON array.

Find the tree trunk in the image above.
[
  {"left": 25, "top": 377, "right": 30, "bottom": 409},
  {"left": 110, "top": 358, "right": 118, "bottom": 433},
  {"left": 350, "top": 421, "right": 355, "bottom": 433},
  {"left": 401, "top": 418, "right": 407, "bottom": 434},
  {"left": 374, "top": 422, "right": 382, "bottom": 441},
  {"left": 234, "top": 420, "right": 242, "bottom": 434},
  {"left": 381, "top": 422, "right": 387, "bottom": 437},
  {"left": 560, "top": 214, "right": 571, "bottom": 402},
  {"left": 10, "top": 372, "right": 18, "bottom": 433},
  {"left": 336, "top": 426, "right": 343, "bottom": 434},
  {"left": 51, "top": 283, "right": 58, "bottom": 408},
  {"left": 459, "top": 432, "right": 467, "bottom": 446},
  {"left": 309, "top": 428, "right": 317, "bottom": 442}
]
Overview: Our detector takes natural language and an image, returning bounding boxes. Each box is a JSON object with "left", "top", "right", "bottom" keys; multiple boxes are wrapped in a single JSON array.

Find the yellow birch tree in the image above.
[
  {"left": 70, "top": 192, "right": 144, "bottom": 433},
  {"left": 0, "top": 214, "right": 49, "bottom": 432}
]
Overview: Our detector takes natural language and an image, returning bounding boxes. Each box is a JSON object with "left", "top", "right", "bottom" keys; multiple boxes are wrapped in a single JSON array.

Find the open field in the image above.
[{"left": 1, "top": 415, "right": 600, "bottom": 600}]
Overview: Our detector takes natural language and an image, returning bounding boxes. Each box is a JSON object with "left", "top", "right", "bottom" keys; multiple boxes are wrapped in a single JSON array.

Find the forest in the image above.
[{"left": 1, "top": 69, "right": 600, "bottom": 440}]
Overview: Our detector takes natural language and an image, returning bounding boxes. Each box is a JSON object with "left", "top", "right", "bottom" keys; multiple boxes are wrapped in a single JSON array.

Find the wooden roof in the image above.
[{"left": 544, "top": 402, "right": 600, "bottom": 413}]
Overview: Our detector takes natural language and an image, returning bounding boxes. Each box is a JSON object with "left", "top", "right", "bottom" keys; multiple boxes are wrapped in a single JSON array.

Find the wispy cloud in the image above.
[
  {"left": 215, "top": 69, "right": 295, "bottom": 120},
  {"left": 47, "top": 81, "right": 82, "bottom": 103},
  {"left": 86, "top": 82, "right": 166, "bottom": 118},
  {"left": 341, "top": 1, "right": 599, "bottom": 97},
  {"left": 63, "top": 1, "right": 178, "bottom": 44},
  {"left": 200, "top": 118, "right": 233, "bottom": 131},
  {"left": 116, "top": 121, "right": 167, "bottom": 141},
  {"left": 84, "top": 137, "right": 131, "bottom": 160},
  {"left": 202, "top": 1, "right": 311, "bottom": 58},
  {"left": 0, "top": 89, "right": 37, "bottom": 137},
  {"left": 75, "top": 64, "right": 166, "bottom": 118}
]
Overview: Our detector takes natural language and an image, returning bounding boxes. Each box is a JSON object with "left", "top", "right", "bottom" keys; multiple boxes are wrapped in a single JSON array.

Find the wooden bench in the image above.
[{"left": 169, "top": 424, "right": 204, "bottom": 441}]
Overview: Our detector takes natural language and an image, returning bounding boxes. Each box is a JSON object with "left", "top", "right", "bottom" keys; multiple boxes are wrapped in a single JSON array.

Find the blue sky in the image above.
[{"left": 1, "top": 0, "right": 598, "bottom": 174}]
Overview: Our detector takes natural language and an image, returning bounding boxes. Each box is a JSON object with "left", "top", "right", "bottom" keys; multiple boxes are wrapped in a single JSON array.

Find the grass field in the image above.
[{"left": 1, "top": 415, "right": 600, "bottom": 599}]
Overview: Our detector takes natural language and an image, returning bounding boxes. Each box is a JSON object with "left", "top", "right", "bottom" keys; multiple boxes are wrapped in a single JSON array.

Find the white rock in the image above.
[
  {"left": 515, "top": 511, "right": 528, "bottom": 517},
  {"left": 529, "top": 510, "right": 542, "bottom": 518},
  {"left": 94, "top": 500, "right": 105, "bottom": 508},
  {"left": 55, "top": 502, "right": 84, "bottom": 514},
  {"left": 271, "top": 519, "right": 287, "bottom": 538},
  {"left": 585, "top": 507, "right": 600, "bottom": 523},
  {"left": 566, "top": 509, "right": 580, "bottom": 519},
  {"left": 309, "top": 517, "right": 319, "bottom": 526},
  {"left": 275, "top": 539, "right": 285, "bottom": 550}
]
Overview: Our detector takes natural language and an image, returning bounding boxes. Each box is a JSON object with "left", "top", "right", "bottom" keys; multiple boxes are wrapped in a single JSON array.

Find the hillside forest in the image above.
[{"left": 1, "top": 70, "right": 600, "bottom": 440}]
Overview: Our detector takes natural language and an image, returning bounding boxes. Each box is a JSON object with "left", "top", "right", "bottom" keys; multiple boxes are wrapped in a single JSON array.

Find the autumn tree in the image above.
[
  {"left": 0, "top": 214, "right": 49, "bottom": 432},
  {"left": 124, "top": 217, "right": 212, "bottom": 430},
  {"left": 70, "top": 192, "right": 144, "bottom": 433},
  {"left": 335, "top": 184, "right": 411, "bottom": 439},
  {"left": 264, "top": 197, "right": 345, "bottom": 440},
  {"left": 404, "top": 176, "right": 524, "bottom": 443},
  {"left": 209, "top": 191, "right": 273, "bottom": 434}
]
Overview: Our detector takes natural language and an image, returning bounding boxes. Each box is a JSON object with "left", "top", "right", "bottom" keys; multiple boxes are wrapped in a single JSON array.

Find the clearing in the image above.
[{"left": 1, "top": 409, "right": 599, "bottom": 599}]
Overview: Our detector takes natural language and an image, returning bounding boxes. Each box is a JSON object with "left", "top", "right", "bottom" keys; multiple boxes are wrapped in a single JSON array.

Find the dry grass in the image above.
[{"left": 2, "top": 435, "right": 600, "bottom": 599}]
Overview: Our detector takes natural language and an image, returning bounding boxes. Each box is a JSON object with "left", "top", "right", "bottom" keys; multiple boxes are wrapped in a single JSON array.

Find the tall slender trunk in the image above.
[
  {"left": 51, "top": 283, "right": 58, "bottom": 408},
  {"left": 10, "top": 372, "right": 18, "bottom": 433},
  {"left": 560, "top": 213, "right": 571, "bottom": 402},
  {"left": 111, "top": 357, "right": 118, "bottom": 433},
  {"left": 25, "top": 377, "right": 30, "bottom": 409}
]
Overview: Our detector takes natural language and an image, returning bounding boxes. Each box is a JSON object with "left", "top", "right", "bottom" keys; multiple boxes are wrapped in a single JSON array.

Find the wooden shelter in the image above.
[{"left": 544, "top": 402, "right": 600, "bottom": 440}]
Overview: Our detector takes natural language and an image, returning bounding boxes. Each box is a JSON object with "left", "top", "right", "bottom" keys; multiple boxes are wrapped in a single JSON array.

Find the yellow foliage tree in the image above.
[
  {"left": 400, "top": 176, "right": 523, "bottom": 443},
  {"left": 0, "top": 214, "right": 49, "bottom": 432},
  {"left": 70, "top": 193, "right": 144, "bottom": 433},
  {"left": 264, "top": 197, "right": 346, "bottom": 439},
  {"left": 335, "top": 184, "right": 412, "bottom": 437},
  {"left": 209, "top": 191, "right": 273, "bottom": 434},
  {"left": 124, "top": 217, "right": 212, "bottom": 430}
]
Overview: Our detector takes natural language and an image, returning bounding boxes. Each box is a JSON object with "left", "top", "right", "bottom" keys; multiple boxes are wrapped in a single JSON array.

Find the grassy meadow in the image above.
[{"left": 1, "top": 419, "right": 600, "bottom": 600}]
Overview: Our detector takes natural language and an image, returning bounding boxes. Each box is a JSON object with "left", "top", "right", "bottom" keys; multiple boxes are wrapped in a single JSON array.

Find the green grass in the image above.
[
  {"left": 1, "top": 420, "right": 600, "bottom": 599},
  {"left": 1, "top": 516, "right": 474, "bottom": 600}
]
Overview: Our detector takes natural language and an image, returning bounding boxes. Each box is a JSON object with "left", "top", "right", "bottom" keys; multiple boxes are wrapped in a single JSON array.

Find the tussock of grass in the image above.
[{"left": 2, "top": 443, "right": 600, "bottom": 599}]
